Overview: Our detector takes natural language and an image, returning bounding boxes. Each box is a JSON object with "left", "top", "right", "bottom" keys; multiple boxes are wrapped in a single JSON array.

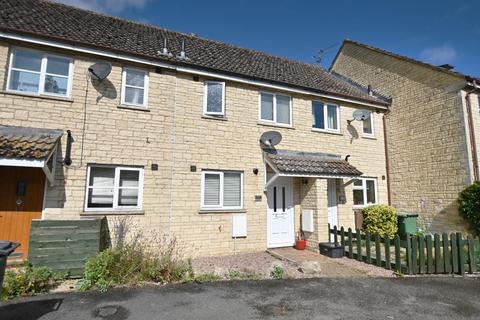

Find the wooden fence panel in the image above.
[
  {"left": 29, "top": 218, "right": 107, "bottom": 277},
  {"left": 328, "top": 226, "right": 478, "bottom": 276},
  {"left": 418, "top": 236, "right": 425, "bottom": 274},
  {"left": 394, "top": 235, "right": 401, "bottom": 273},
  {"left": 451, "top": 233, "right": 458, "bottom": 274}
]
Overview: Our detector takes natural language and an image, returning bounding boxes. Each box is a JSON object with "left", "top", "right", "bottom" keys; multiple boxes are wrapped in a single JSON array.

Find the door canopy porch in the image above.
[
  {"left": 0, "top": 125, "right": 63, "bottom": 186},
  {"left": 264, "top": 149, "right": 362, "bottom": 189}
]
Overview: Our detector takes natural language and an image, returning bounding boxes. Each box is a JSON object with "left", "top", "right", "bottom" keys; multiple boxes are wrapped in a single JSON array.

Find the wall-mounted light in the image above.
[{"left": 253, "top": 168, "right": 259, "bottom": 175}]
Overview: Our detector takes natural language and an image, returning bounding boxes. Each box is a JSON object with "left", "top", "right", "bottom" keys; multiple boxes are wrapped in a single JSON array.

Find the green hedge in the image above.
[
  {"left": 362, "top": 204, "right": 398, "bottom": 238},
  {"left": 458, "top": 182, "right": 480, "bottom": 236}
]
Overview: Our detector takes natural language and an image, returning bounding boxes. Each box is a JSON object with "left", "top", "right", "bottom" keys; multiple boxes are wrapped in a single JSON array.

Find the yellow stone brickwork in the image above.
[
  {"left": 331, "top": 42, "right": 471, "bottom": 233},
  {"left": 0, "top": 40, "right": 388, "bottom": 256}
]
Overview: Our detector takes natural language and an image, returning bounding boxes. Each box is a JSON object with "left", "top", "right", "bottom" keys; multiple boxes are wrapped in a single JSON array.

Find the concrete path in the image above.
[{"left": 1, "top": 277, "right": 479, "bottom": 319}]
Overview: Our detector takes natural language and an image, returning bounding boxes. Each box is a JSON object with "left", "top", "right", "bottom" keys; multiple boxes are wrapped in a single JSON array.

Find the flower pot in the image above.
[{"left": 295, "top": 239, "right": 307, "bottom": 250}]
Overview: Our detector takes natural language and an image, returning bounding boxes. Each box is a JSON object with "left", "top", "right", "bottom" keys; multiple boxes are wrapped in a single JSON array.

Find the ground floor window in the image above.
[
  {"left": 85, "top": 165, "right": 144, "bottom": 211},
  {"left": 353, "top": 178, "right": 377, "bottom": 207},
  {"left": 201, "top": 171, "right": 243, "bottom": 209}
]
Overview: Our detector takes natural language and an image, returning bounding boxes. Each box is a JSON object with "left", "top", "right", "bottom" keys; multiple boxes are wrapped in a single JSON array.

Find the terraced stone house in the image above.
[
  {"left": 0, "top": 0, "right": 390, "bottom": 258},
  {"left": 331, "top": 40, "right": 480, "bottom": 233}
]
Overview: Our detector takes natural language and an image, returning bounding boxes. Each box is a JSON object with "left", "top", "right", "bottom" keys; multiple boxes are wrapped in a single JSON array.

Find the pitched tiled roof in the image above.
[
  {"left": 265, "top": 149, "right": 362, "bottom": 177},
  {"left": 0, "top": 0, "right": 389, "bottom": 106},
  {"left": 0, "top": 125, "right": 63, "bottom": 160}
]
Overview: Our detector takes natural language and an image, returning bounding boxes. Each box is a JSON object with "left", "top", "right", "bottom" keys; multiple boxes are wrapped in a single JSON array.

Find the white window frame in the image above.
[
  {"left": 311, "top": 100, "right": 341, "bottom": 133},
  {"left": 362, "top": 111, "right": 375, "bottom": 138},
  {"left": 352, "top": 178, "right": 378, "bottom": 208},
  {"left": 121, "top": 67, "right": 149, "bottom": 108},
  {"left": 7, "top": 47, "right": 74, "bottom": 98},
  {"left": 203, "top": 81, "right": 225, "bottom": 116},
  {"left": 258, "top": 91, "right": 293, "bottom": 127},
  {"left": 201, "top": 170, "right": 244, "bottom": 210},
  {"left": 84, "top": 165, "right": 144, "bottom": 212}
]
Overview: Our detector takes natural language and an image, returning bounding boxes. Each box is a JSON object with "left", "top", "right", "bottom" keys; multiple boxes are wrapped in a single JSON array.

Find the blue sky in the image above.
[{"left": 58, "top": 0, "right": 480, "bottom": 76}]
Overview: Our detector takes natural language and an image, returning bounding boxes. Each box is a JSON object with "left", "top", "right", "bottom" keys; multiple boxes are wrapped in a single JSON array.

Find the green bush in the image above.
[
  {"left": 79, "top": 236, "right": 192, "bottom": 292},
  {"left": 362, "top": 204, "right": 398, "bottom": 238},
  {"left": 458, "top": 182, "right": 480, "bottom": 236},
  {"left": 1, "top": 264, "right": 64, "bottom": 300}
]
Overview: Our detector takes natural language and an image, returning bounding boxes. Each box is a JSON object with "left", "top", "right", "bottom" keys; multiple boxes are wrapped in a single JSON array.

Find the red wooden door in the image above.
[{"left": 0, "top": 166, "right": 45, "bottom": 258}]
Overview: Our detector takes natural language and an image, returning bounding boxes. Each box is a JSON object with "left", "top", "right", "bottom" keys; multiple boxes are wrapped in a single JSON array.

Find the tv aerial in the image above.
[
  {"left": 88, "top": 62, "right": 112, "bottom": 81},
  {"left": 260, "top": 131, "right": 282, "bottom": 148},
  {"left": 348, "top": 109, "right": 371, "bottom": 124}
]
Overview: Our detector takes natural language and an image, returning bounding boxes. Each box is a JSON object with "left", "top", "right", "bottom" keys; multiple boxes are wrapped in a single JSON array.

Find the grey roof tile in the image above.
[{"left": 265, "top": 149, "right": 362, "bottom": 176}]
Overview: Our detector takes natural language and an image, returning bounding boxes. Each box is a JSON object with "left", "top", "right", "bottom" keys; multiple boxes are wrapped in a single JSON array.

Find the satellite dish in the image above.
[
  {"left": 260, "top": 131, "right": 282, "bottom": 147},
  {"left": 351, "top": 109, "right": 371, "bottom": 122},
  {"left": 88, "top": 62, "right": 112, "bottom": 81}
]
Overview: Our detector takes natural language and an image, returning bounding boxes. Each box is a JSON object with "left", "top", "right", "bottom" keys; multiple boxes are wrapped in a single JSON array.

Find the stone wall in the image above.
[{"left": 331, "top": 42, "right": 471, "bottom": 232}]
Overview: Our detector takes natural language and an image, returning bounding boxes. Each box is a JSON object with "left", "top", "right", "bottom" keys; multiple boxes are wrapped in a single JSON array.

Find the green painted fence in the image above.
[
  {"left": 329, "top": 224, "right": 479, "bottom": 275},
  {"left": 29, "top": 218, "right": 108, "bottom": 277}
]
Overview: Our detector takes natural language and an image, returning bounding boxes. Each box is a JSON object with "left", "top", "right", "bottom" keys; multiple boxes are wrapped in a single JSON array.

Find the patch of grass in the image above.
[
  {"left": 224, "top": 269, "right": 261, "bottom": 281},
  {"left": 193, "top": 273, "right": 222, "bottom": 283},
  {"left": 1, "top": 263, "right": 65, "bottom": 300}
]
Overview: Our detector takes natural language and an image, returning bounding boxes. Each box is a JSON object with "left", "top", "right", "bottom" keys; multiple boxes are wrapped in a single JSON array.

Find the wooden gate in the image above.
[{"left": 0, "top": 166, "right": 45, "bottom": 258}]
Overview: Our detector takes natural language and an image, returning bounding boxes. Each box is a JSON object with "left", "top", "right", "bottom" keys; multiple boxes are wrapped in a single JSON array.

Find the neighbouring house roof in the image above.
[
  {"left": 332, "top": 39, "right": 480, "bottom": 83},
  {"left": 264, "top": 149, "right": 362, "bottom": 177},
  {"left": 0, "top": 0, "right": 389, "bottom": 106},
  {"left": 0, "top": 125, "right": 63, "bottom": 160}
]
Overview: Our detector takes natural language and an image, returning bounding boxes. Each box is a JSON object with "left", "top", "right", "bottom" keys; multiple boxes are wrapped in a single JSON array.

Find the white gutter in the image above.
[{"left": 0, "top": 31, "right": 388, "bottom": 110}]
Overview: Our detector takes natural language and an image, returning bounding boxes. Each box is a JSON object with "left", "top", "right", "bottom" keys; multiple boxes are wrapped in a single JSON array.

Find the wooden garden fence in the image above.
[{"left": 328, "top": 224, "right": 479, "bottom": 275}]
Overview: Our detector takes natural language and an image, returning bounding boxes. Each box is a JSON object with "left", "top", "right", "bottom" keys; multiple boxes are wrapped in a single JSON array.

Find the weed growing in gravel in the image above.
[
  {"left": 1, "top": 264, "right": 65, "bottom": 300},
  {"left": 270, "top": 265, "right": 284, "bottom": 280},
  {"left": 193, "top": 273, "right": 222, "bottom": 283},
  {"left": 79, "top": 217, "right": 192, "bottom": 292}
]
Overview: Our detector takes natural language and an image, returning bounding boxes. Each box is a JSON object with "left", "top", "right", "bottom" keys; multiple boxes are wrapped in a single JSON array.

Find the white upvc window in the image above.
[
  {"left": 85, "top": 165, "right": 144, "bottom": 211},
  {"left": 259, "top": 92, "right": 292, "bottom": 126},
  {"left": 201, "top": 171, "right": 243, "bottom": 210},
  {"left": 7, "top": 47, "right": 74, "bottom": 97},
  {"left": 203, "top": 81, "right": 225, "bottom": 116},
  {"left": 362, "top": 111, "right": 375, "bottom": 138},
  {"left": 353, "top": 178, "right": 377, "bottom": 207},
  {"left": 121, "top": 67, "right": 149, "bottom": 107},
  {"left": 312, "top": 101, "right": 340, "bottom": 133}
]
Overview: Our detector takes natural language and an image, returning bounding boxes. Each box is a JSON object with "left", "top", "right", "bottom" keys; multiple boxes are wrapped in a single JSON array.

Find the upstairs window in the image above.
[
  {"left": 85, "top": 166, "right": 144, "bottom": 211},
  {"left": 201, "top": 171, "right": 243, "bottom": 210},
  {"left": 203, "top": 81, "right": 225, "bottom": 116},
  {"left": 362, "top": 111, "right": 374, "bottom": 137},
  {"left": 7, "top": 48, "right": 73, "bottom": 97},
  {"left": 353, "top": 178, "right": 377, "bottom": 207},
  {"left": 312, "top": 101, "right": 339, "bottom": 132},
  {"left": 259, "top": 92, "right": 292, "bottom": 126},
  {"left": 121, "top": 67, "right": 149, "bottom": 107}
]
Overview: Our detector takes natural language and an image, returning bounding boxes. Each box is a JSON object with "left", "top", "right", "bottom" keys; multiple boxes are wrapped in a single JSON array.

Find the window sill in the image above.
[
  {"left": 81, "top": 210, "right": 145, "bottom": 216},
  {"left": 362, "top": 135, "right": 376, "bottom": 140},
  {"left": 202, "top": 114, "right": 228, "bottom": 121},
  {"left": 311, "top": 128, "right": 342, "bottom": 135},
  {"left": 257, "top": 122, "right": 294, "bottom": 130},
  {"left": 1, "top": 90, "right": 74, "bottom": 103},
  {"left": 117, "top": 105, "right": 150, "bottom": 112},
  {"left": 199, "top": 209, "right": 246, "bottom": 214}
]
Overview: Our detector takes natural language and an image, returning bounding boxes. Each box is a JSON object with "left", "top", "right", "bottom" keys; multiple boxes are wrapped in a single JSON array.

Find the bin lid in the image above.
[
  {"left": 397, "top": 213, "right": 418, "bottom": 218},
  {"left": 0, "top": 241, "right": 12, "bottom": 250},
  {"left": 407, "top": 214, "right": 419, "bottom": 217}
]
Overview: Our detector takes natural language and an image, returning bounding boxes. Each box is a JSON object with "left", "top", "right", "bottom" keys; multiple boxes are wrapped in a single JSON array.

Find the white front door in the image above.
[
  {"left": 267, "top": 177, "right": 294, "bottom": 248},
  {"left": 327, "top": 179, "right": 338, "bottom": 242}
]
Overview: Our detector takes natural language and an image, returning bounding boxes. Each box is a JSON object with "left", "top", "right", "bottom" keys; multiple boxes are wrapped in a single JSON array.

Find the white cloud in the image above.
[
  {"left": 55, "top": 0, "right": 149, "bottom": 14},
  {"left": 420, "top": 44, "right": 458, "bottom": 65}
]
